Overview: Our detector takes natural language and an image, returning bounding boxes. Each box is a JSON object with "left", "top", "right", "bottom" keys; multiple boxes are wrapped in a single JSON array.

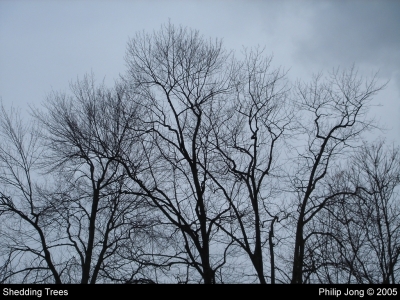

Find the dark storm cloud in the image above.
[{"left": 294, "top": 0, "right": 400, "bottom": 75}]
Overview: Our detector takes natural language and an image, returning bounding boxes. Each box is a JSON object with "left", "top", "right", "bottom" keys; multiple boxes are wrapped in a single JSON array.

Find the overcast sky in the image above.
[{"left": 1, "top": 0, "right": 399, "bottom": 144}]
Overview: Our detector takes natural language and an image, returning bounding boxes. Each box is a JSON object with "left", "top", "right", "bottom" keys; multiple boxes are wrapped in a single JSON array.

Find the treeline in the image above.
[{"left": 0, "top": 23, "right": 398, "bottom": 284}]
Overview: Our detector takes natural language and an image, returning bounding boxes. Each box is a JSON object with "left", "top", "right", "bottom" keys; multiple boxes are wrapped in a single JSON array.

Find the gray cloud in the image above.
[
  {"left": 0, "top": 0, "right": 398, "bottom": 142},
  {"left": 293, "top": 1, "right": 400, "bottom": 77}
]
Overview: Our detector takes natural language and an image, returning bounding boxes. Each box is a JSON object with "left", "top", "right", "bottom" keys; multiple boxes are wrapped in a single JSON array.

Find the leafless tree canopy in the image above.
[{"left": 0, "top": 23, "right": 395, "bottom": 284}]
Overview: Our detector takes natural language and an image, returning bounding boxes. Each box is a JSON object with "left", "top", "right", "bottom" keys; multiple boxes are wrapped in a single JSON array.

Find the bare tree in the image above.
[
  {"left": 206, "top": 48, "right": 292, "bottom": 283},
  {"left": 0, "top": 75, "right": 163, "bottom": 284},
  {"left": 0, "top": 104, "right": 62, "bottom": 283},
  {"left": 289, "top": 67, "right": 386, "bottom": 283},
  {"left": 33, "top": 75, "right": 164, "bottom": 284},
  {"left": 121, "top": 23, "right": 237, "bottom": 283},
  {"left": 305, "top": 140, "right": 400, "bottom": 283},
  {"left": 351, "top": 141, "right": 400, "bottom": 283}
]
